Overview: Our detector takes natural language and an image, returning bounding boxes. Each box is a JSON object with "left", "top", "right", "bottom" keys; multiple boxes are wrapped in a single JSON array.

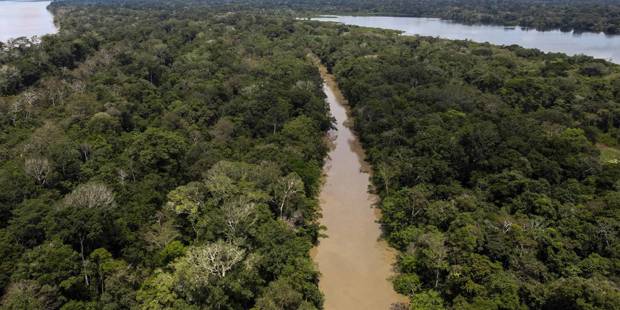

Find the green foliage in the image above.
[
  {"left": 598, "top": 144, "right": 620, "bottom": 164},
  {"left": 0, "top": 3, "right": 329, "bottom": 308},
  {"left": 136, "top": 270, "right": 189, "bottom": 310},
  {"left": 544, "top": 277, "right": 620, "bottom": 310},
  {"left": 125, "top": 128, "right": 189, "bottom": 177},
  {"left": 314, "top": 22, "right": 620, "bottom": 309},
  {"left": 393, "top": 273, "right": 422, "bottom": 297},
  {"left": 253, "top": 277, "right": 312, "bottom": 310},
  {"left": 156, "top": 240, "right": 186, "bottom": 266},
  {"left": 409, "top": 290, "right": 445, "bottom": 310},
  {"left": 0, "top": 280, "right": 56, "bottom": 310},
  {"left": 13, "top": 240, "right": 81, "bottom": 287},
  {"left": 2, "top": 1, "right": 619, "bottom": 308}
]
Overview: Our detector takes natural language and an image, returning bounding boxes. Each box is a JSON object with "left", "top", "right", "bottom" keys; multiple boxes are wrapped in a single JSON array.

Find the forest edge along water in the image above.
[
  {"left": 311, "top": 56, "right": 407, "bottom": 309},
  {"left": 0, "top": 1, "right": 57, "bottom": 42},
  {"left": 312, "top": 15, "right": 620, "bottom": 64}
]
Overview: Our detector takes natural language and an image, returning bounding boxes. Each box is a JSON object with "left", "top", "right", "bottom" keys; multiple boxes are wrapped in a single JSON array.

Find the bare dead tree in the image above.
[
  {"left": 15, "top": 90, "right": 39, "bottom": 122},
  {"left": 117, "top": 168, "right": 128, "bottom": 186},
  {"left": 24, "top": 157, "right": 51, "bottom": 185},
  {"left": 274, "top": 173, "right": 304, "bottom": 219},
  {"left": 377, "top": 162, "right": 395, "bottom": 195},
  {"left": 143, "top": 211, "right": 179, "bottom": 251},
  {"left": 177, "top": 242, "right": 245, "bottom": 288},
  {"left": 222, "top": 196, "right": 256, "bottom": 242},
  {"left": 63, "top": 182, "right": 115, "bottom": 210},
  {"left": 62, "top": 182, "right": 115, "bottom": 287},
  {"left": 8, "top": 99, "right": 22, "bottom": 126},
  {"left": 502, "top": 220, "right": 513, "bottom": 234},
  {"left": 79, "top": 143, "right": 92, "bottom": 162}
]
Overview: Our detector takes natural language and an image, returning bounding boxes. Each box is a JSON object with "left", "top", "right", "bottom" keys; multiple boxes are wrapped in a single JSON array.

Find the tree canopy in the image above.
[
  {"left": 0, "top": 2, "right": 330, "bottom": 308},
  {"left": 0, "top": 0, "right": 618, "bottom": 309},
  {"left": 310, "top": 19, "right": 620, "bottom": 309}
]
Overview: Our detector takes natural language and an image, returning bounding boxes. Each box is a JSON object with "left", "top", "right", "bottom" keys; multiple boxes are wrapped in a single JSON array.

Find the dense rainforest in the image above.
[
  {"left": 1, "top": 0, "right": 619, "bottom": 309},
  {"left": 0, "top": 2, "right": 332, "bottom": 309},
  {"left": 50, "top": 0, "right": 620, "bottom": 34},
  {"left": 312, "top": 19, "right": 620, "bottom": 309},
  {"left": 298, "top": 0, "right": 620, "bottom": 35}
]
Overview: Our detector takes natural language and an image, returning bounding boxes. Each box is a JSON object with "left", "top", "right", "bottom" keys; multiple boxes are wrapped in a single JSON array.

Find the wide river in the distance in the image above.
[
  {"left": 0, "top": 1, "right": 57, "bottom": 42},
  {"left": 313, "top": 16, "right": 620, "bottom": 64}
]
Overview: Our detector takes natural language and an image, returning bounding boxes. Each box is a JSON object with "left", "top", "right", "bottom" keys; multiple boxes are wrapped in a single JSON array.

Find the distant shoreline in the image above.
[{"left": 0, "top": 0, "right": 57, "bottom": 42}]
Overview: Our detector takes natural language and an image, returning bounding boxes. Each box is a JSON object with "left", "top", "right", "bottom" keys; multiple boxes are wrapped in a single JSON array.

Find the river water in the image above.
[
  {"left": 0, "top": 1, "right": 57, "bottom": 42},
  {"left": 313, "top": 16, "right": 620, "bottom": 64},
  {"left": 6, "top": 3, "right": 618, "bottom": 307},
  {"left": 310, "top": 14, "right": 620, "bottom": 309},
  {"left": 314, "top": 64, "right": 407, "bottom": 309}
]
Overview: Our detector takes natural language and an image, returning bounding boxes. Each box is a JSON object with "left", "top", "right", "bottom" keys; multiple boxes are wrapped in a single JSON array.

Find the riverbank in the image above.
[
  {"left": 311, "top": 21, "right": 620, "bottom": 309},
  {"left": 0, "top": 1, "right": 57, "bottom": 42},
  {"left": 311, "top": 15, "right": 620, "bottom": 64},
  {"left": 311, "top": 57, "right": 407, "bottom": 309}
]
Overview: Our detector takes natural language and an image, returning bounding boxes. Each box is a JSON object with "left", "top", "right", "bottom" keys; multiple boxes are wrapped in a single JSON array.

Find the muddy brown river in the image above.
[{"left": 313, "top": 65, "right": 407, "bottom": 309}]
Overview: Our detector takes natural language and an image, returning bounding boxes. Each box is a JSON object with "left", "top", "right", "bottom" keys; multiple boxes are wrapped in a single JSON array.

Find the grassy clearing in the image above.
[{"left": 597, "top": 143, "right": 620, "bottom": 164}]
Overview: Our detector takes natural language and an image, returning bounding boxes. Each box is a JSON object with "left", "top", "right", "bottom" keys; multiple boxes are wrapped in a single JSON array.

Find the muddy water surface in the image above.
[{"left": 313, "top": 65, "right": 407, "bottom": 309}]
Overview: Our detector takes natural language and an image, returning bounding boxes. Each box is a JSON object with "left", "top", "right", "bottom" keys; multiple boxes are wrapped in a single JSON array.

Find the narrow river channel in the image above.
[{"left": 313, "top": 64, "right": 407, "bottom": 309}]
